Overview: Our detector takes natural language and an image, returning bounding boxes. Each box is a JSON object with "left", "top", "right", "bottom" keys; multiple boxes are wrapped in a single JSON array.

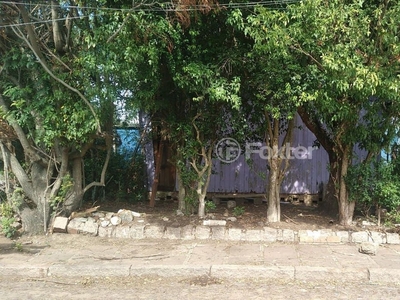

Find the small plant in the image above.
[
  {"left": 1, "top": 216, "right": 16, "bottom": 238},
  {"left": 205, "top": 201, "right": 216, "bottom": 213},
  {"left": 233, "top": 206, "right": 245, "bottom": 216},
  {"left": 14, "top": 242, "right": 23, "bottom": 252},
  {"left": 384, "top": 211, "right": 400, "bottom": 226},
  {"left": 0, "top": 202, "right": 18, "bottom": 238},
  {"left": 0, "top": 202, "right": 14, "bottom": 219}
]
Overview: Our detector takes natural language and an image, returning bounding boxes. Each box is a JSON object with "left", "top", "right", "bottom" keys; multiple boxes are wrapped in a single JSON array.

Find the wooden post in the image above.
[{"left": 149, "top": 140, "right": 164, "bottom": 207}]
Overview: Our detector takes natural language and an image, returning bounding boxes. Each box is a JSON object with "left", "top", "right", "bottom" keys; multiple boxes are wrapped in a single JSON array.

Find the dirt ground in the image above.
[{"left": 86, "top": 196, "right": 370, "bottom": 232}]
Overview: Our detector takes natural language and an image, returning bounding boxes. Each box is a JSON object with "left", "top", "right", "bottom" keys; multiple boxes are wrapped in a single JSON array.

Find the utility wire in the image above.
[
  {"left": 1, "top": 0, "right": 299, "bottom": 12},
  {"left": 0, "top": 15, "right": 88, "bottom": 28},
  {"left": 0, "top": 0, "right": 299, "bottom": 29}
]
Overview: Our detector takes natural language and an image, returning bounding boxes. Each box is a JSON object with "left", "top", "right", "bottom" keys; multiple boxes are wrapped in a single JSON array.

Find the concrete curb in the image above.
[
  {"left": 65, "top": 218, "right": 400, "bottom": 245},
  {"left": 2, "top": 263, "right": 400, "bottom": 283},
  {"left": 0, "top": 265, "right": 48, "bottom": 278},
  {"left": 211, "top": 265, "right": 295, "bottom": 280},
  {"left": 48, "top": 263, "right": 131, "bottom": 277}
]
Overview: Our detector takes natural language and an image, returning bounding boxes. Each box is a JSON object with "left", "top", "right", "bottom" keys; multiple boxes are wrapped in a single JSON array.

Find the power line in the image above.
[
  {"left": 0, "top": 0, "right": 299, "bottom": 29},
  {"left": 0, "top": 15, "right": 88, "bottom": 28},
  {"left": 1, "top": 0, "right": 299, "bottom": 12}
]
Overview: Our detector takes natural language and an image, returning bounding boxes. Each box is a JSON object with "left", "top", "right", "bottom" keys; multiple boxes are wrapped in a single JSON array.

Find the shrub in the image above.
[{"left": 346, "top": 159, "right": 400, "bottom": 225}]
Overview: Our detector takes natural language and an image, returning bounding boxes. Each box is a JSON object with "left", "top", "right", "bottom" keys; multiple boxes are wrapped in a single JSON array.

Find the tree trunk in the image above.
[
  {"left": 19, "top": 162, "right": 51, "bottom": 234},
  {"left": 337, "top": 151, "right": 355, "bottom": 226},
  {"left": 149, "top": 140, "right": 164, "bottom": 207},
  {"left": 198, "top": 190, "right": 206, "bottom": 219},
  {"left": 63, "top": 156, "right": 84, "bottom": 215},
  {"left": 176, "top": 167, "right": 187, "bottom": 213},
  {"left": 320, "top": 169, "right": 339, "bottom": 217},
  {"left": 264, "top": 115, "right": 294, "bottom": 223},
  {"left": 19, "top": 204, "right": 45, "bottom": 235},
  {"left": 267, "top": 159, "right": 281, "bottom": 222}
]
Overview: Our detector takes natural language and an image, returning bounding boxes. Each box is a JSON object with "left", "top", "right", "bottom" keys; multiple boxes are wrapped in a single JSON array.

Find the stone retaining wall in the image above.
[{"left": 55, "top": 216, "right": 400, "bottom": 244}]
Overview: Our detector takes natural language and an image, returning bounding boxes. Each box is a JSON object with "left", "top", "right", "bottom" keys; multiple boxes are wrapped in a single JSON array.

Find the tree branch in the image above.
[
  {"left": 107, "top": 13, "right": 131, "bottom": 43},
  {"left": 83, "top": 135, "right": 112, "bottom": 194},
  {"left": 14, "top": 4, "right": 101, "bottom": 133}
]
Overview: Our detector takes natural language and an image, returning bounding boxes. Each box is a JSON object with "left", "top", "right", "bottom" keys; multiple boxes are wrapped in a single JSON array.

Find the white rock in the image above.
[
  {"left": 110, "top": 216, "right": 122, "bottom": 226},
  {"left": 92, "top": 212, "right": 105, "bottom": 218},
  {"left": 132, "top": 211, "right": 141, "bottom": 217},
  {"left": 119, "top": 210, "right": 134, "bottom": 223},
  {"left": 176, "top": 210, "right": 184, "bottom": 216},
  {"left": 359, "top": 242, "right": 379, "bottom": 255},
  {"left": 52, "top": 216, "right": 69, "bottom": 233},
  {"left": 105, "top": 212, "right": 114, "bottom": 219},
  {"left": 203, "top": 220, "right": 226, "bottom": 226},
  {"left": 162, "top": 217, "right": 169, "bottom": 222},
  {"left": 362, "top": 220, "right": 377, "bottom": 226},
  {"left": 101, "top": 220, "right": 110, "bottom": 227},
  {"left": 226, "top": 217, "right": 237, "bottom": 222}
]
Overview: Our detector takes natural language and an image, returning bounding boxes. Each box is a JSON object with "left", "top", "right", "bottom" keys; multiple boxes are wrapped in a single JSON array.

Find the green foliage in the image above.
[
  {"left": 205, "top": 201, "right": 217, "bottom": 213},
  {"left": 7, "top": 188, "right": 24, "bottom": 211},
  {"left": 1, "top": 217, "right": 16, "bottom": 238},
  {"left": 14, "top": 242, "right": 23, "bottom": 252},
  {"left": 51, "top": 175, "right": 73, "bottom": 209},
  {"left": 385, "top": 211, "right": 400, "bottom": 226},
  {"left": 346, "top": 159, "right": 400, "bottom": 215},
  {"left": 84, "top": 148, "right": 147, "bottom": 203},
  {"left": 0, "top": 202, "right": 14, "bottom": 219},
  {"left": 233, "top": 206, "right": 245, "bottom": 217},
  {"left": 0, "top": 202, "right": 16, "bottom": 238}
]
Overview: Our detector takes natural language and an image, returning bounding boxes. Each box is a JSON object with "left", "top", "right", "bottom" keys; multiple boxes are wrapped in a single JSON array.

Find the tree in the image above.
[
  {"left": 259, "top": 0, "right": 400, "bottom": 225},
  {"left": 122, "top": 6, "right": 244, "bottom": 217},
  {"left": 228, "top": 6, "right": 311, "bottom": 222},
  {"left": 0, "top": 1, "right": 130, "bottom": 233}
]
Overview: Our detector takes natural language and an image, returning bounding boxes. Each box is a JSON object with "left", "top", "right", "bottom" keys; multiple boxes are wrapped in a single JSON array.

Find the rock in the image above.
[
  {"left": 362, "top": 220, "right": 377, "bottom": 226},
  {"left": 52, "top": 216, "right": 69, "bottom": 233},
  {"left": 359, "top": 242, "right": 379, "bottom": 255},
  {"left": 227, "top": 200, "right": 236, "bottom": 209},
  {"left": 105, "top": 212, "right": 114, "bottom": 219},
  {"left": 207, "top": 213, "right": 216, "bottom": 219},
  {"left": 212, "top": 197, "right": 221, "bottom": 205},
  {"left": 110, "top": 216, "right": 122, "bottom": 226},
  {"left": 203, "top": 220, "right": 226, "bottom": 226},
  {"left": 100, "top": 220, "right": 110, "bottom": 227},
  {"left": 91, "top": 212, "right": 105, "bottom": 218},
  {"left": 223, "top": 209, "right": 229, "bottom": 217},
  {"left": 132, "top": 211, "right": 141, "bottom": 217},
  {"left": 118, "top": 209, "right": 134, "bottom": 224},
  {"left": 67, "top": 218, "right": 86, "bottom": 234},
  {"left": 226, "top": 217, "right": 237, "bottom": 222},
  {"left": 176, "top": 210, "right": 184, "bottom": 216},
  {"left": 82, "top": 218, "right": 98, "bottom": 236},
  {"left": 162, "top": 217, "right": 169, "bottom": 222}
]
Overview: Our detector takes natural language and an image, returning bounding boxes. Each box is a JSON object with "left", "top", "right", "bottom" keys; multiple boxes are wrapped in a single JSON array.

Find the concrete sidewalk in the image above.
[{"left": 1, "top": 234, "right": 400, "bottom": 283}]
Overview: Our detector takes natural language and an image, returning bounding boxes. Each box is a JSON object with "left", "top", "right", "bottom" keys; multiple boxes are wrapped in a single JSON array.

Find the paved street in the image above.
[
  {"left": 1, "top": 276, "right": 400, "bottom": 299},
  {"left": 1, "top": 233, "right": 400, "bottom": 299}
]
